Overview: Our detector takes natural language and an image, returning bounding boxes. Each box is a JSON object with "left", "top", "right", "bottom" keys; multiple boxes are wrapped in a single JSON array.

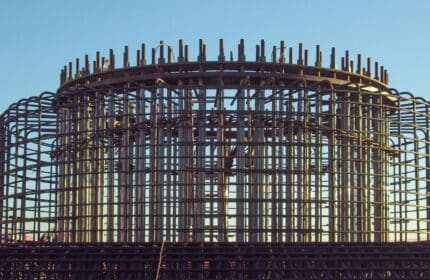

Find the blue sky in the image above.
[{"left": 0, "top": 0, "right": 429, "bottom": 113}]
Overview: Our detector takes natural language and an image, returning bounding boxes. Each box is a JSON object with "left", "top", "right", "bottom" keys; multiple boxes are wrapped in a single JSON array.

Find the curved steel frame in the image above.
[{"left": 1, "top": 40, "right": 430, "bottom": 245}]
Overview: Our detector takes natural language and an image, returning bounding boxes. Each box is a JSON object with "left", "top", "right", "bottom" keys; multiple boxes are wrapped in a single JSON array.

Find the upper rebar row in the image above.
[{"left": 60, "top": 39, "right": 389, "bottom": 85}]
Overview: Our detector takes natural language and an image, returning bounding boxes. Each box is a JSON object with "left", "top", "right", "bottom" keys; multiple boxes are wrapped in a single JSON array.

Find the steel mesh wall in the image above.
[
  {"left": 1, "top": 40, "right": 430, "bottom": 244},
  {"left": 55, "top": 84, "right": 394, "bottom": 243},
  {"left": 2, "top": 243, "right": 430, "bottom": 279},
  {"left": 0, "top": 92, "right": 57, "bottom": 242}
]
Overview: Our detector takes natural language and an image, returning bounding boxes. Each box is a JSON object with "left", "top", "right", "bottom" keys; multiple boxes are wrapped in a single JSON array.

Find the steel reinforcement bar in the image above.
[{"left": 1, "top": 242, "right": 430, "bottom": 279}]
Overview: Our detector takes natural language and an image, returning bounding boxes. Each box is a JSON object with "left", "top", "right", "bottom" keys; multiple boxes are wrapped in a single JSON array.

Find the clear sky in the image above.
[{"left": 0, "top": 0, "right": 429, "bottom": 113}]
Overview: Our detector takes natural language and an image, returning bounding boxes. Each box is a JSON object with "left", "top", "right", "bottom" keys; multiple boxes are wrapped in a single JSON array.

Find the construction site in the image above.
[{"left": 1, "top": 39, "right": 430, "bottom": 279}]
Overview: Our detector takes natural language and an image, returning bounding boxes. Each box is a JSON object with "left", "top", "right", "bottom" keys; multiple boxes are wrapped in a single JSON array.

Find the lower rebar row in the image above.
[{"left": 2, "top": 243, "right": 430, "bottom": 280}]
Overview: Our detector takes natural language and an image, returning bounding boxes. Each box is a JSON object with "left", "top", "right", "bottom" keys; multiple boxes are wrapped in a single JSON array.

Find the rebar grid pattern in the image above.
[
  {"left": 1, "top": 40, "right": 430, "bottom": 245},
  {"left": 0, "top": 92, "right": 57, "bottom": 243},
  {"left": 1, "top": 243, "right": 430, "bottom": 279}
]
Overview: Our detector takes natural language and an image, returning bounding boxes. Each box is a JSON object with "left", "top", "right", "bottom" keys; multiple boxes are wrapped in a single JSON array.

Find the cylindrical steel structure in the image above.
[
  {"left": 0, "top": 93, "right": 58, "bottom": 242},
  {"left": 1, "top": 40, "right": 430, "bottom": 244}
]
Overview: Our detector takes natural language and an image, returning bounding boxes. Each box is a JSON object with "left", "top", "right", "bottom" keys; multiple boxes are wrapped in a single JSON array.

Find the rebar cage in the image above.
[{"left": 1, "top": 39, "right": 430, "bottom": 244}]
